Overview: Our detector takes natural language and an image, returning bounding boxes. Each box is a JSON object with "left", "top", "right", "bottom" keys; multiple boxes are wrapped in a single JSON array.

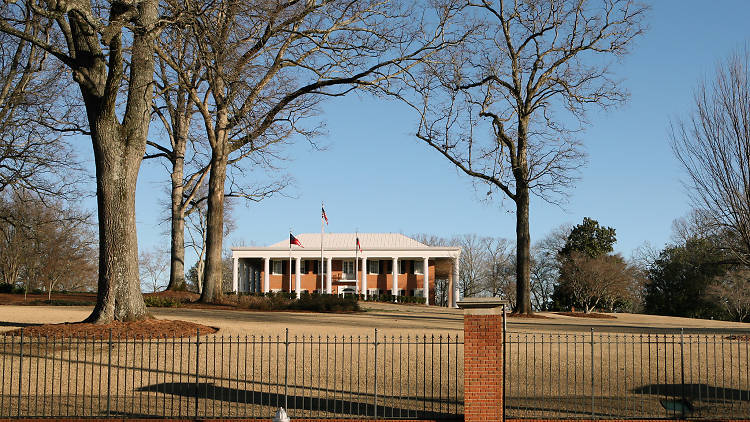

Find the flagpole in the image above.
[
  {"left": 320, "top": 201, "right": 325, "bottom": 294},
  {"left": 354, "top": 230, "right": 359, "bottom": 296},
  {"left": 289, "top": 229, "right": 292, "bottom": 294}
]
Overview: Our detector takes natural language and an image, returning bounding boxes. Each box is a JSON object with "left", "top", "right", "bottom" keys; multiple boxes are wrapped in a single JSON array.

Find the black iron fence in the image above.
[
  {"left": 505, "top": 329, "right": 750, "bottom": 420},
  {"left": 5, "top": 322, "right": 750, "bottom": 421},
  {"left": 0, "top": 329, "right": 463, "bottom": 419}
]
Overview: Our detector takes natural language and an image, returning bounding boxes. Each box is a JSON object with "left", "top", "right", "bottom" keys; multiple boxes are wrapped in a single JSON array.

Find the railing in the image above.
[
  {"left": 0, "top": 329, "right": 463, "bottom": 419},
  {"left": 505, "top": 329, "right": 750, "bottom": 420}
]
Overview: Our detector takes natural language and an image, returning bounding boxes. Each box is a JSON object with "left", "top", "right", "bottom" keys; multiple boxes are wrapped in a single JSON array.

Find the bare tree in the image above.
[
  {"left": 157, "top": 0, "right": 465, "bottom": 303},
  {"left": 139, "top": 248, "right": 169, "bottom": 293},
  {"left": 148, "top": 21, "right": 290, "bottom": 292},
  {"left": 483, "top": 237, "right": 515, "bottom": 306},
  {"left": 706, "top": 268, "right": 750, "bottom": 322},
  {"left": 0, "top": 191, "right": 96, "bottom": 298},
  {"left": 0, "top": 22, "right": 80, "bottom": 201},
  {"left": 671, "top": 48, "right": 750, "bottom": 264},
  {"left": 184, "top": 184, "right": 236, "bottom": 295},
  {"left": 558, "top": 251, "right": 637, "bottom": 313},
  {"left": 43, "top": 222, "right": 97, "bottom": 299},
  {"left": 412, "top": 234, "right": 451, "bottom": 248},
  {"left": 453, "top": 234, "right": 489, "bottom": 298},
  {"left": 529, "top": 224, "right": 570, "bottom": 310},
  {"left": 147, "top": 24, "right": 206, "bottom": 292},
  {"left": 400, "top": 0, "right": 646, "bottom": 313},
  {"left": 0, "top": 0, "right": 166, "bottom": 322}
]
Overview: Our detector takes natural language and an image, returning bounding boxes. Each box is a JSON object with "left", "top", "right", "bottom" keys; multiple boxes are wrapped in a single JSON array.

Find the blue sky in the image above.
[{"left": 102, "top": 0, "right": 750, "bottom": 269}]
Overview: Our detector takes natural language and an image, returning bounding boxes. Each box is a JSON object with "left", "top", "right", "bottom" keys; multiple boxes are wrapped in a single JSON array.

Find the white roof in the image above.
[
  {"left": 232, "top": 232, "right": 459, "bottom": 259},
  {"left": 269, "top": 233, "right": 427, "bottom": 249}
]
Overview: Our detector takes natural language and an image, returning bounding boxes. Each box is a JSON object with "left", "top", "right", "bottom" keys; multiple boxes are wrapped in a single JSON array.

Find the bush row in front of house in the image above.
[
  {"left": 364, "top": 294, "right": 426, "bottom": 304},
  {"left": 230, "top": 290, "right": 426, "bottom": 306},
  {"left": 231, "top": 291, "right": 360, "bottom": 312}
]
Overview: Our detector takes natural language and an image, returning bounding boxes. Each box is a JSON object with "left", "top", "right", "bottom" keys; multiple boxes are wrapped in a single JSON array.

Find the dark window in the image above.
[
  {"left": 399, "top": 260, "right": 413, "bottom": 274},
  {"left": 304, "top": 260, "right": 319, "bottom": 274},
  {"left": 382, "top": 260, "right": 393, "bottom": 274}
]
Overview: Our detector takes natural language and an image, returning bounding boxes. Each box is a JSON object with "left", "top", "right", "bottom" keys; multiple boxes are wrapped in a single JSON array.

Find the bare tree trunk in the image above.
[
  {"left": 80, "top": 0, "right": 157, "bottom": 323},
  {"left": 167, "top": 158, "right": 186, "bottom": 291},
  {"left": 515, "top": 182, "right": 532, "bottom": 314},
  {"left": 85, "top": 127, "right": 148, "bottom": 322},
  {"left": 197, "top": 257, "right": 204, "bottom": 293},
  {"left": 200, "top": 149, "right": 227, "bottom": 303}
]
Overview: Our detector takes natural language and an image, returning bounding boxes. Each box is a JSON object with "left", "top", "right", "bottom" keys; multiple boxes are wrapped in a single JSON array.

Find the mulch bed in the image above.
[
  {"left": 4, "top": 318, "right": 217, "bottom": 339},
  {"left": 0, "top": 291, "right": 361, "bottom": 314},
  {"left": 554, "top": 311, "right": 617, "bottom": 319}
]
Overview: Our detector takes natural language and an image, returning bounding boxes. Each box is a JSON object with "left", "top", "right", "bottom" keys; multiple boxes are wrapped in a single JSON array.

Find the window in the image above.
[
  {"left": 383, "top": 260, "right": 392, "bottom": 274},
  {"left": 399, "top": 260, "right": 410, "bottom": 274},
  {"left": 414, "top": 260, "right": 424, "bottom": 275},
  {"left": 368, "top": 260, "right": 379, "bottom": 274},
  {"left": 271, "top": 260, "right": 283, "bottom": 275},
  {"left": 342, "top": 260, "right": 354, "bottom": 279},
  {"left": 304, "top": 260, "right": 319, "bottom": 274}
]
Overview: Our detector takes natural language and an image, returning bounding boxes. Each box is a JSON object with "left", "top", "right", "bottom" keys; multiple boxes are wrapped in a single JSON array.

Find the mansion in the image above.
[{"left": 230, "top": 233, "right": 461, "bottom": 307}]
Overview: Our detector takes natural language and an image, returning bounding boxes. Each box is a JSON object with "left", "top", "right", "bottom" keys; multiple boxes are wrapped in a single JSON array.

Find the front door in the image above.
[{"left": 342, "top": 260, "right": 354, "bottom": 280}]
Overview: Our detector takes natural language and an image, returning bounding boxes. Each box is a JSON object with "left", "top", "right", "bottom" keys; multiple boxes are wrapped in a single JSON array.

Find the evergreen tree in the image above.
[
  {"left": 553, "top": 217, "right": 617, "bottom": 311},
  {"left": 644, "top": 237, "right": 726, "bottom": 319}
]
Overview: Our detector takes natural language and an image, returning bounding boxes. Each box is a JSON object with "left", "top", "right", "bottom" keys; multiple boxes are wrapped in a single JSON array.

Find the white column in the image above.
[
  {"left": 391, "top": 257, "right": 398, "bottom": 298},
  {"left": 326, "top": 257, "right": 332, "bottom": 294},
  {"left": 232, "top": 257, "right": 239, "bottom": 292},
  {"left": 295, "top": 257, "right": 302, "bottom": 299},
  {"left": 451, "top": 256, "right": 460, "bottom": 308},
  {"left": 263, "top": 258, "right": 270, "bottom": 293},
  {"left": 361, "top": 257, "right": 368, "bottom": 299},
  {"left": 319, "top": 259, "right": 324, "bottom": 293},
  {"left": 423, "top": 257, "right": 430, "bottom": 305}
]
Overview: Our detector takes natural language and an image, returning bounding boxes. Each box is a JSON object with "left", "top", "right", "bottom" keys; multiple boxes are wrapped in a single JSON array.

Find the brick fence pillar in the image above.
[{"left": 457, "top": 297, "right": 507, "bottom": 422}]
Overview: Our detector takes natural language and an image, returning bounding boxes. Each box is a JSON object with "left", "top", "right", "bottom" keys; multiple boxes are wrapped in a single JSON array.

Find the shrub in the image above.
[
  {"left": 31, "top": 288, "right": 44, "bottom": 295},
  {"left": 0, "top": 283, "right": 13, "bottom": 293},
  {"left": 237, "top": 295, "right": 273, "bottom": 311},
  {"left": 363, "top": 293, "right": 425, "bottom": 304},
  {"left": 236, "top": 292, "right": 360, "bottom": 312},
  {"left": 144, "top": 296, "right": 182, "bottom": 308},
  {"left": 41, "top": 299, "right": 97, "bottom": 306}
]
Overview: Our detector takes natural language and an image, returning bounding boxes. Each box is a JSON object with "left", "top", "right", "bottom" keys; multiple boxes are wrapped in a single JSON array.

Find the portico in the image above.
[{"left": 230, "top": 233, "right": 462, "bottom": 307}]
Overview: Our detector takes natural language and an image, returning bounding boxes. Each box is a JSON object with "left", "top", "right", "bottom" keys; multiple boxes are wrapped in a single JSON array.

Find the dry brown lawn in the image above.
[{"left": 0, "top": 304, "right": 748, "bottom": 419}]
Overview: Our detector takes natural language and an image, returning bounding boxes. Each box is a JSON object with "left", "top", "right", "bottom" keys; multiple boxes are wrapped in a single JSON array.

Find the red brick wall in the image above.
[
  {"left": 463, "top": 312, "right": 503, "bottom": 422},
  {"left": 263, "top": 261, "right": 436, "bottom": 295}
]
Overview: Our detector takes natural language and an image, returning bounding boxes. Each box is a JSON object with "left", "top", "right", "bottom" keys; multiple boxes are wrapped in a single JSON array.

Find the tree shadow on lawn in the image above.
[
  {"left": 632, "top": 383, "right": 750, "bottom": 402},
  {"left": 0, "top": 321, "right": 42, "bottom": 328},
  {"left": 136, "top": 382, "right": 462, "bottom": 419}
]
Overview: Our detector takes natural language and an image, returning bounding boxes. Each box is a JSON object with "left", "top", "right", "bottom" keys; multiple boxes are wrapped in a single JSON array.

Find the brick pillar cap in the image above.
[{"left": 457, "top": 297, "right": 508, "bottom": 310}]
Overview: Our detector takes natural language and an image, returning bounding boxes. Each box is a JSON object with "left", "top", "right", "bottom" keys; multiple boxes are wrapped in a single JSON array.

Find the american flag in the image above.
[{"left": 290, "top": 233, "right": 303, "bottom": 247}]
